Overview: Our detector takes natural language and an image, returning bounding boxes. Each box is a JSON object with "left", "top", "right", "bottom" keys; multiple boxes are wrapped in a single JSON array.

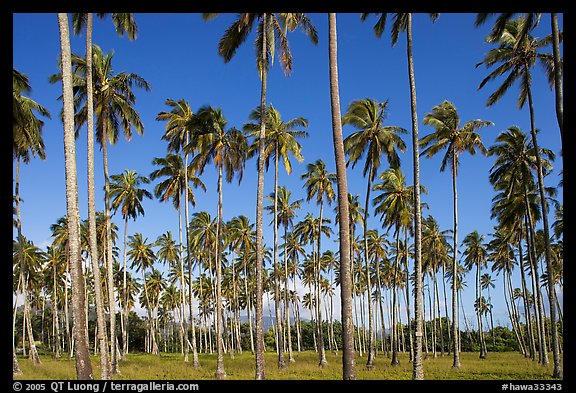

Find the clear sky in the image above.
[{"left": 13, "top": 13, "right": 563, "bottom": 329}]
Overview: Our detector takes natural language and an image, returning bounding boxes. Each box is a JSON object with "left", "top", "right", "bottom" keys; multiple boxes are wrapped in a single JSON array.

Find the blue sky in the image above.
[{"left": 13, "top": 13, "right": 563, "bottom": 329}]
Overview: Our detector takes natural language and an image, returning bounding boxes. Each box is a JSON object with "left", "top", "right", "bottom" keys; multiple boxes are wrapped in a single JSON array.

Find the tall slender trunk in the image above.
[
  {"left": 84, "top": 13, "right": 110, "bottom": 379},
  {"left": 102, "top": 129, "right": 120, "bottom": 374},
  {"left": 254, "top": 12, "right": 268, "bottom": 382},
  {"left": 504, "top": 269, "right": 526, "bottom": 356},
  {"left": 434, "top": 271, "right": 444, "bottom": 357},
  {"left": 272, "top": 148, "right": 286, "bottom": 369},
  {"left": 328, "top": 13, "right": 355, "bottom": 379},
  {"left": 184, "top": 138, "right": 200, "bottom": 367},
  {"left": 441, "top": 264, "right": 451, "bottom": 355},
  {"left": 404, "top": 230, "right": 414, "bottom": 362},
  {"left": 477, "top": 264, "right": 487, "bottom": 359},
  {"left": 178, "top": 197, "right": 190, "bottom": 363},
  {"left": 121, "top": 217, "right": 129, "bottom": 362},
  {"left": 518, "top": 228, "right": 536, "bottom": 360},
  {"left": 507, "top": 271, "right": 526, "bottom": 354},
  {"left": 214, "top": 167, "right": 227, "bottom": 379},
  {"left": 244, "top": 257, "right": 255, "bottom": 354},
  {"left": 53, "top": 262, "right": 61, "bottom": 359},
  {"left": 391, "top": 228, "right": 401, "bottom": 366},
  {"left": 362, "top": 169, "right": 375, "bottom": 369},
  {"left": 550, "top": 13, "right": 563, "bottom": 146},
  {"left": 450, "top": 152, "right": 461, "bottom": 368},
  {"left": 283, "top": 225, "right": 295, "bottom": 362},
  {"left": 525, "top": 71, "right": 561, "bottom": 378},
  {"left": 407, "top": 13, "right": 425, "bottom": 380},
  {"left": 58, "top": 13, "right": 93, "bottom": 379},
  {"left": 316, "top": 202, "right": 327, "bottom": 366}
]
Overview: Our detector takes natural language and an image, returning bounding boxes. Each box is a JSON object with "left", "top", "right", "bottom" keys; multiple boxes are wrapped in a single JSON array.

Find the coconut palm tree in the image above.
[
  {"left": 247, "top": 104, "right": 308, "bottom": 367},
  {"left": 419, "top": 99, "right": 492, "bottom": 367},
  {"left": 342, "top": 97, "right": 407, "bottom": 368},
  {"left": 301, "top": 159, "right": 336, "bottom": 366},
  {"left": 186, "top": 105, "right": 246, "bottom": 379},
  {"left": 13, "top": 69, "right": 49, "bottom": 371},
  {"left": 127, "top": 233, "right": 158, "bottom": 354},
  {"left": 43, "top": 245, "right": 66, "bottom": 359},
  {"left": 476, "top": 17, "right": 561, "bottom": 377},
  {"left": 203, "top": 12, "right": 317, "bottom": 379},
  {"left": 49, "top": 40, "right": 151, "bottom": 374},
  {"left": 360, "top": 12, "right": 439, "bottom": 379},
  {"left": 266, "top": 186, "right": 303, "bottom": 362},
  {"left": 71, "top": 12, "right": 138, "bottom": 378},
  {"left": 373, "top": 167, "right": 422, "bottom": 365},
  {"left": 150, "top": 154, "right": 205, "bottom": 363},
  {"left": 56, "top": 13, "right": 93, "bottom": 379},
  {"left": 462, "top": 230, "right": 489, "bottom": 358},
  {"left": 109, "top": 169, "right": 152, "bottom": 360},
  {"left": 156, "top": 98, "right": 203, "bottom": 366}
]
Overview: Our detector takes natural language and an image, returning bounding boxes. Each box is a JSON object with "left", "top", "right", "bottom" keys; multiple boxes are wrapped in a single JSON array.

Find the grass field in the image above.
[{"left": 14, "top": 351, "right": 562, "bottom": 380}]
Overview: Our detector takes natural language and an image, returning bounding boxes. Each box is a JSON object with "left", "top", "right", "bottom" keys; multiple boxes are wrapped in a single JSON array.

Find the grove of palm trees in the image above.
[{"left": 13, "top": 12, "right": 562, "bottom": 382}]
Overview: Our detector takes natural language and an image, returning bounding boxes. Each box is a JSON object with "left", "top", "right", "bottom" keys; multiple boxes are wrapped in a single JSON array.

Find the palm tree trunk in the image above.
[
  {"left": 406, "top": 12, "right": 426, "bottom": 380},
  {"left": 316, "top": 202, "right": 327, "bottom": 366},
  {"left": 477, "top": 264, "right": 486, "bottom": 359},
  {"left": 441, "top": 264, "right": 451, "bottom": 355},
  {"left": 272, "top": 148, "right": 286, "bottom": 369},
  {"left": 214, "top": 167, "right": 227, "bottom": 379},
  {"left": 102, "top": 130, "right": 120, "bottom": 374},
  {"left": 450, "top": 151, "right": 461, "bottom": 369},
  {"left": 254, "top": 12, "right": 268, "bottom": 382},
  {"left": 121, "top": 217, "right": 129, "bottom": 362},
  {"left": 434, "top": 271, "right": 444, "bottom": 357},
  {"left": 58, "top": 13, "right": 93, "bottom": 379},
  {"left": 525, "top": 72, "right": 561, "bottom": 378},
  {"left": 244, "top": 258, "right": 255, "bottom": 354},
  {"left": 518, "top": 230, "right": 536, "bottom": 360},
  {"left": 362, "top": 169, "right": 375, "bottom": 369},
  {"left": 404, "top": 238, "right": 414, "bottom": 362},
  {"left": 328, "top": 13, "right": 355, "bottom": 379},
  {"left": 177, "top": 199, "right": 190, "bottom": 363},
  {"left": 550, "top": 13, "right": 563, "bottom": 145},
  {"left": 283, "top": 226, "right": 295, "bottom": 362},
  {"left": 85, "top": 13, "right": 110, "bottom": 379},
  {"left": 391, "top": 228, "right": 401, "bottom": 366},
  {"left": 503, "top": 269, "right": 525, "bottom": 356},
  {"left": 53, "top": 264, "right": 61, "bottom": 359},
  {"left": 524, "top": 190, "right": 547, "bottom": 364}
]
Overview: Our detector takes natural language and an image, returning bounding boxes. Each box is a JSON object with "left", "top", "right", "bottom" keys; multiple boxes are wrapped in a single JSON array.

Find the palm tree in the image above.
[
  {"left": 480, "top": 273, "right": 497, "bottom": 350},
  {"left": 343, "top": 97, "right": 407, "bottom": 368},
  {"left": 462, "top": 230, "right": 489, "bottom": 358},
  {"left": 373, "top": 167, "right": 422, "bottom": 365},
  {"left": 109, "top": 169, "right": 152, "bottom": 361},
  {"left": 477, "top": 17, "right": 561, "bottom": 378},
  {"left": 248, "top": 104, "right": 308, "bottom": 367},
  {"left": 49, "top": 41, "right": 151, "bottom": 374},
  {"left": 203, "top": 13, "right": 317, "bottom": 380},
  {"left": 266, "top": 186, "right": 303, "bottom": 362},
  {"left": 301, "top": 159, "right": 336, "bottom": 366},
  {"left": 474, "top": 13, "right": 562, "bottom": 145},
  {"left": 156, "top": 98, "right": 202, "bottom": 366},
  {"left": 13, "top": 69, "right": 49, "bottom": 371},
  {"left": 127, "top": 233, "right": 157, "bottom": 354},
  {"left": 186, "top": 106, "right": 246, "bottom": 379},
  {"left": 150, "top": 154, "right": 205, "bottom": 363},
  {"left": 360, "top": 12, "right": 439, "bottom": 379},
  {"left": 56, "top": 13, "right": 92, "bottom": 379},
  {"left": 71, "top": 12, "right": 138, "bottom": 378},
  {"left": 419, "top": 99, "right": 492, "bottom": 367}
]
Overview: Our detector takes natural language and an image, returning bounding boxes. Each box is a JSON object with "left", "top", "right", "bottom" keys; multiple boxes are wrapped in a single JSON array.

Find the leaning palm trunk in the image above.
[
  {"left": 121, "top": 218, "right": 129, "bottom": 361},
  {"left": 391, "top": 229, "right": 401, "bottom": 366},
  {"left": 328, "top": 12, "right": 355, "bottom": 380},
  {"left": 550, "top": 13, "right": 563, "bottom": 145},
  {"left": 316, "top": 202, "right": 327, "bottom": 366},
  {"left": 58, "top": 13, "right": 93, "bottom": 379},
  {"left": 85, "top": 14, "right": 110, "bottom": 379},
  {"left": 254, "top": 12, "right": 268, "bottom": 382},
  {"left": 283, "top": 226, "right": 295, "bottom": 362},
  {"left": 525, "top": 72, "right": 561, "bottom": 378},
  {"left": 518, "top": 229, "right": 536, "bottom": 360},
  {"left": 406, "top": 13, "right": 426, "bottom": 380}
]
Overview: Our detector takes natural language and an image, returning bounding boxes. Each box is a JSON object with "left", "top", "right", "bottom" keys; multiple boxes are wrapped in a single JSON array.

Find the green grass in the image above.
[{"left": 14, "top": 351, "right": 562, "bottom": 380}]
